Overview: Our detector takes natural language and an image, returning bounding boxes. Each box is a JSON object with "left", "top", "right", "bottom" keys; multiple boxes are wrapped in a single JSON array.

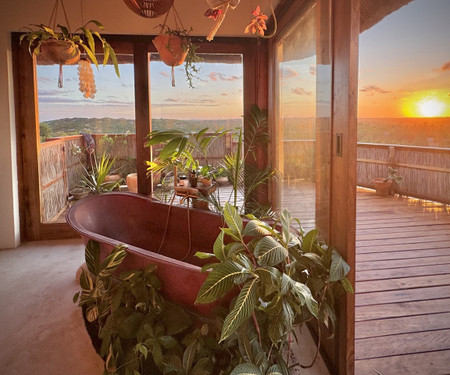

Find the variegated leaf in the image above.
[
  {"left": 220, "top": 278, "right": 259, "bottom": 342},
  {"left": 196, "top": 261, "right": 244, "bottom": 304},
  {"left": 254, "top": 236, "right": 288, "bottom": 266}
]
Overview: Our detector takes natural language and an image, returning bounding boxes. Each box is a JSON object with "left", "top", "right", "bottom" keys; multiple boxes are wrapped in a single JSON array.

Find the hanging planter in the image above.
[
  {"left": 152, "top": 5, "right": 201, "bottom": 88},
  {"left": 20, "top": 0, "right": 120, "bottom": 90},
  {"left": 122, "top": 0, "right": 174, "bottom": 18},
  {"left": 153, "top": 33, "right": 188, "bottom": 67},
  {"left": 39, "top": 39, "right": 81, "bottom": 65}
]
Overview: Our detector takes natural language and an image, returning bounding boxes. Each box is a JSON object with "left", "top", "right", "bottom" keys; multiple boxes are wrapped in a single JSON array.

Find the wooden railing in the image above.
[
  {"left": 357, "top": 143, "right": 450, "bottom": 204},
  {"left": 39, "top": 135, "right": 84, "bottom": 222},
  {"left": 283, "top": 140, "right": 449, "bottom": 203},
  {"left": 40, "top": 137, "right": 448, "bottom": 222}
]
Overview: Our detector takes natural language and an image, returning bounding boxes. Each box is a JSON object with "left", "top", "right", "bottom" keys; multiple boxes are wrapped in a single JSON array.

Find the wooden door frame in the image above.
[
  {"left": 268, "top": 0, "right": 359, "bottom": 374},
  {"left": 12, "top": 34, "right": 264, "bottom": 241}
]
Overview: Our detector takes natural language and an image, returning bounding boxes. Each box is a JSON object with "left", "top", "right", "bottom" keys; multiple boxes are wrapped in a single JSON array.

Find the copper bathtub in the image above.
[{"left": 67, "top": 192, "right": 226, "bottom": 315}]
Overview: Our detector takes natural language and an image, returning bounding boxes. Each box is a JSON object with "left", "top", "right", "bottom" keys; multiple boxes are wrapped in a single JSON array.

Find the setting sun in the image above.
[
  {"left": 401, "top": 90, "right": 450, "bottom": 118},
  {"left": 418, "top": 98, "right": 445, "bottom": 117}
]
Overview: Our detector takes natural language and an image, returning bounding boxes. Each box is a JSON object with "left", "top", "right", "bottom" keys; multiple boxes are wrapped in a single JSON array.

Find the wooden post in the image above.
[
  {"left": 330, "top": 0, "right": 360, "bottom": 374},
  {"left": 134, "top": 41, "right": 152, "bottom": 195}
]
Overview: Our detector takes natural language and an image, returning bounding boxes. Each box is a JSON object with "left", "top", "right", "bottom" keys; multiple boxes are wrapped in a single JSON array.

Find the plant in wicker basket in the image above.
[{"left": 20, "top": 0, "right": 119, "bottom": 89}]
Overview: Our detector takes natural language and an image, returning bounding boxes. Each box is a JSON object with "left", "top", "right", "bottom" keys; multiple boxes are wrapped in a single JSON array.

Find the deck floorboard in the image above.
[{"left": 355, "top": 189, "right": 450, "bottom": 374}]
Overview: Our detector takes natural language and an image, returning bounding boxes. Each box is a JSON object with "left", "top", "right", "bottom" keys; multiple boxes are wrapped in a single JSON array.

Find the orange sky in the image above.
[{"left": 358, "top": 0, "right": 450, "bottom": 118}]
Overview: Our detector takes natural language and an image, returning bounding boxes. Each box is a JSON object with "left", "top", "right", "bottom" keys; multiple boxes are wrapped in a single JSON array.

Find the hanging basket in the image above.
[
  {"left": 152, "top": 34, "right": 188, "bottom": 67},
  {"left": 40, "top": 39, "right": 81, "bottom": 65},
  {"left": 122, "top": 0, "right": 174, "bottom": 18}
]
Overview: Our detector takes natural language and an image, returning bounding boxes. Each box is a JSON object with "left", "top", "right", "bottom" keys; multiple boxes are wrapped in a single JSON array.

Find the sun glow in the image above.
[
  {"left": 402, "top": 90, "right": 450, "bottom": 117},
  {"left": 418, "top": 98, "right": 445, "bottom": 117}
]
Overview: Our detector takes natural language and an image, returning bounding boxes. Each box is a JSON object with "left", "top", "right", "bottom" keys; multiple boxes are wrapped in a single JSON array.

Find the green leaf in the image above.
[
  {"left": 79, "top": 269, "right": 93, "bottom": 292},
  {"left": 196, "top": 261, "right": 244, "bottom": 304},
  {"left": 182, "top": 341, "right": 197, "bottom": 373},
  {"left": 86, "top": 305, "right": 98, "bottom": 322},
  {"left": 242, "top": 219, "right": 272, "bottom": 237},
  {"left": 280, "top": 209, "right": 292, "bottom": 245},
  {"left": 213, "top": 231, "right": 226, "bottom": 261},
  {"left": 329, "top": 249, "right": 350, "bottom": 282},
  {"left": 220, "top": 278, "right": 259, "bottom": 342},
  {"left": 98, "top": 245, "right": 128, "bottom": 278},
  {"left": 292, "top": 282, "right": 318, "bottom": 317},
  {"left": 266, "top": 364, "right": 284, "bottom": 375},
  {"left": 73, "top": 291, "right": 80, "bottom": 303},
  {"left": 135, "top": 343, "right": 148, "bottom": 359},
  {"left": 85, "top": 239, "right": 101, "bottom": 275},
  {"left": 340, "top": 277, "right": 354, "bottom": 293},
  {"left": 83, "top": 27, "right": 96, "bottom": 55},
  {"left": 230, "top": 362, "right": 263, "bottom": 375},
  {"left": 158, "top": 335, "right": 177, "bottom": 349},
  {"left": 194, "top": 251, "right": 215, "bottom": 259},
  {"left": 254, "top": 236, "right": 288, "bottom": 267},
  {"left": 163, "top": 304, "right": 192, "bottom": 335},
  {"left": 224, "top": 202, "right": 243, "bottom": 237},
  {"left": 302, "top": 229, "right": 318, "bottom": 253},
  {"left": 254, "top": 267, "right": 280, "bottom": 286}
]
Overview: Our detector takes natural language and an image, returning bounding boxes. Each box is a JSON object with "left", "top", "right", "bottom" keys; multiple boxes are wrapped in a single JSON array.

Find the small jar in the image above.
[
  {"left": 189, "top": 170, "right": 197, "bottom": 188},
  {"left": 178, "top": 174, "right": 188, "bottom": 187}
]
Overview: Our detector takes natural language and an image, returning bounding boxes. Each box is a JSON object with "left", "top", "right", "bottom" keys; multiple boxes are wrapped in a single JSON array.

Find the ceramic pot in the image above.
[
  {"left": 372, "top": 178, "right": 393, "bottom": 196},
  {"left": 152, "top": 34, "right": 188, "bottom": 67},
  {"left": 126, "top": 173, "right": 138, "bottom": 193}
]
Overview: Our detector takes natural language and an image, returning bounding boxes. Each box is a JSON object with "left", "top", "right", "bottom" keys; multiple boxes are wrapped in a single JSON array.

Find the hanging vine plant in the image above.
[
  {"left": 152, "top": 5, "right": 201, "bottom": 89},
  {"left": 20, "top": 0, "right": 120, "bottom": 89}
]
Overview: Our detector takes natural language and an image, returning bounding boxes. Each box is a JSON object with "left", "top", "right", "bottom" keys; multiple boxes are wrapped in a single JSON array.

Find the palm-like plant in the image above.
[{"left": 80, "top": 153, "right": 121, "bottom": 194}]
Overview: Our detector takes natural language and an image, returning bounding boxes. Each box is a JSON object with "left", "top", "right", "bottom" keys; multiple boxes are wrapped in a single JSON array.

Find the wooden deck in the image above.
[{"left": 354, "top": 188, "right": 450, "bottom": 375}]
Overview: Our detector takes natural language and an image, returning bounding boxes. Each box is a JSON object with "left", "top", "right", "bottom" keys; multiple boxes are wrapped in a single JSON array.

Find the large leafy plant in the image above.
[
  {"left": 195, "top": 203, "right": 353, "bottom": 373},
  {"left": 74, "top": 240, "right": 240, "bottom": 375}
]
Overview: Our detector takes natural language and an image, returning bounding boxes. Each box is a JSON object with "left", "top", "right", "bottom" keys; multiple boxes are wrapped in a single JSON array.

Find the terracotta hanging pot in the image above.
[
  {"left": 40, "top": 39, "right": 81, "bottom": 65},
  {"left": 153, "top": 34, "right": 188, "bottom": 67}
]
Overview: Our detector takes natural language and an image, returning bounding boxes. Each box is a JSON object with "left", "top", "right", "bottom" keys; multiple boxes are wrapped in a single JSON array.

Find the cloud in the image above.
[
  {"left": 433, "top": 61, "right": 450, "bottom": 72},
  {"left": 359, "top": 85, "right": 391, "bottom": 94},
  {"left": 160, "top": 71, "right": 170, "bottom": 77},
  {"left": 221, "top": 93, "right": 228, "bottom": 96},
  {"left": 309, "top": 65, "right": 316, "bottom": 76},
  {"left": 280, "top": 67, "right": 298, "bottom": 79},
  {"left": 209, "top": 72, "right": 241, "bottom": 82},
  {"left": 292, "top": 87, "right": 312, "bottom": 96}
]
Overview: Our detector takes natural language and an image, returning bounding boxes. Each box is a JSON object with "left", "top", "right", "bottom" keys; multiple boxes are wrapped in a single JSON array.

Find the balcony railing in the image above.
[{"left": 40, "top": 135, "right": 449, "bottom": 222}]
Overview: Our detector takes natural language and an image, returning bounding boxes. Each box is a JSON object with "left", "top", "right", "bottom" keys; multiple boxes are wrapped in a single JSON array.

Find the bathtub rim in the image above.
[{"left": 66, "top": 191, "right": 219, "bottom": 273}]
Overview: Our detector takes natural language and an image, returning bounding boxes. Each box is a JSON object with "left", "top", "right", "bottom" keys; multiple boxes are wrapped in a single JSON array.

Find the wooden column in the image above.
[
  {"left": 12, "top": 36, "right": 41, "bottom": 240},
  {"left": 133, "top": 42, "right": 152, "bottom": 195},
  {"left": 330, "top": 0, "right": 360, "bottom": 374}
]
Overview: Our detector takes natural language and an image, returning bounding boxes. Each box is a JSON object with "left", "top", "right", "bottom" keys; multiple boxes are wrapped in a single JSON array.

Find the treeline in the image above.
[{"left": 40, "top": 117, "right": 243, "bottom": 141}]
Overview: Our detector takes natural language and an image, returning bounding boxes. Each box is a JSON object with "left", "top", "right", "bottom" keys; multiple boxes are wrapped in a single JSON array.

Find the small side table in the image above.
[{"left": 174, "top": 183, "right": 217, "bottom": 210}]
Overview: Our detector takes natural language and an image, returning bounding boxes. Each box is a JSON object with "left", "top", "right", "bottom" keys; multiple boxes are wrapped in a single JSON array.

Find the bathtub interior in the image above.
[{"left": 71, "top": 193, "right": 224, "bottom": 266}]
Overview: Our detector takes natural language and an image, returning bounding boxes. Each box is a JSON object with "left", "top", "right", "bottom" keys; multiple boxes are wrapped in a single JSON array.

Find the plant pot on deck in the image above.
[{"left": 372, "top": 178, "right": 393, "bottom": 197}]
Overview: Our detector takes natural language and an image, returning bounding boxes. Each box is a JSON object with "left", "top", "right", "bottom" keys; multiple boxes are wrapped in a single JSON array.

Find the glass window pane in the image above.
[
  {"left": 37, "top": 55, "right": 135, "bottom": 223},
  {"left": 275, "top": 2, "right": 331, "bottom": 233}
]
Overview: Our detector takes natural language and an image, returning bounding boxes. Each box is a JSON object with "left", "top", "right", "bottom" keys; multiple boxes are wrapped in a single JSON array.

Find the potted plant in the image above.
[
  {"left": 80, "top": 153, "right": 122, "bottom": 194},
  {"left": 153, "top": 24, "right": 201, "bottom": 88},
  {"left": 372, "top": 166, "right": 404, "bottom": 196},
  {"left": 20, "top": 20, "right": 120, "bottom": 78}
]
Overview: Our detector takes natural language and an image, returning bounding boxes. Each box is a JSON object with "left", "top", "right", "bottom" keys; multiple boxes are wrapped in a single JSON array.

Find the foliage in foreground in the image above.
[{"left": 74, "top": 205, "right": 352, "bottom": 375}]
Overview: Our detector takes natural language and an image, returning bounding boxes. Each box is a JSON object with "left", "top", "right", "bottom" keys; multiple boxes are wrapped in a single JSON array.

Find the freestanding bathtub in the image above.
[{"left": 67, "top": 192, "right": 227, "bottom": 315}]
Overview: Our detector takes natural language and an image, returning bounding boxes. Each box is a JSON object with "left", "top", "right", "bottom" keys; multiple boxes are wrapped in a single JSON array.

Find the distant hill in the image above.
[
  {"left": 40, "top": 116, "right": 449, "bottom": 148},
  {"left": 41, "top": 117, "right": 243, "bottom": 139}
]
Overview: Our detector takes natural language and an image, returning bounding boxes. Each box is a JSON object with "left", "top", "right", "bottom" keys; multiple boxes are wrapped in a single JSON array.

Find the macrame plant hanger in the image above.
[
  {"left": 48, "top": 0, "right": 73, "bottom": 88},
  {"left": 159, "top": 5, "right": 186, "bottom": 87}
]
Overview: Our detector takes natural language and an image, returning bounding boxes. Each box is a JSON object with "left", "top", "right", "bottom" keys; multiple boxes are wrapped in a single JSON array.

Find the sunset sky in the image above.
[
  {"left": 358, "top": 0, "right": 450, "bottom": 118},
  {"left": 37, "top": 0, "right": 449, "bottom": 122}
]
